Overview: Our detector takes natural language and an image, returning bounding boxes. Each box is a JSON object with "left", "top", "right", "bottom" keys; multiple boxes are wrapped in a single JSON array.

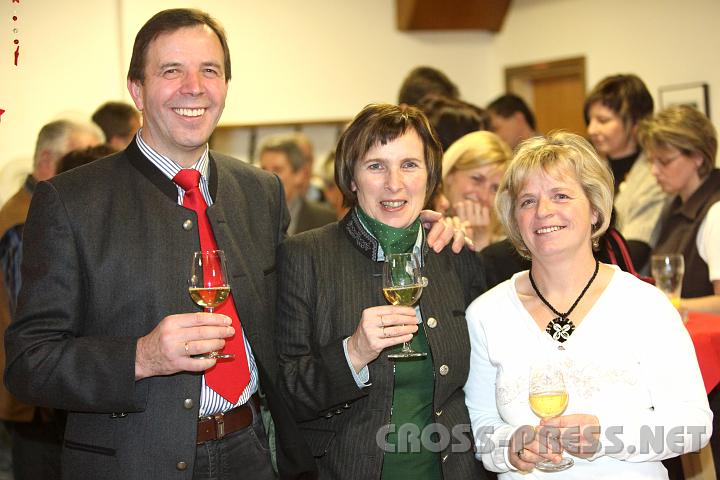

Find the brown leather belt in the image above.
[{"left": 196, "top": 393, "right": 260, "bottom": 445}]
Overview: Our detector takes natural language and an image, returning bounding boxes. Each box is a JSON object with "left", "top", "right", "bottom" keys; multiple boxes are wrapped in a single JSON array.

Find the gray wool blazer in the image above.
[
  {"left": 4, "top": 140, "right": 316, "bottom": 479},
  {"left": 276, "top": 211, "right": 490, "bottom": 480}
]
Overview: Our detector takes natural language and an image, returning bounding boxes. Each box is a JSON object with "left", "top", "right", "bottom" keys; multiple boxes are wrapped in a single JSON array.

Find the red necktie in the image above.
[{"left": 173, "top": 169, "right": 250, "bottom": 404}]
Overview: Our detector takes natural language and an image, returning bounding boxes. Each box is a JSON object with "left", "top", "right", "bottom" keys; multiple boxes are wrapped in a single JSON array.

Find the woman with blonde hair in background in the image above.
[
  {"left": 439, "top": 130, "right": 512, "bottom": 251},
  {"left": 640, "top": 105, "right": 720, "bottom": 313}
]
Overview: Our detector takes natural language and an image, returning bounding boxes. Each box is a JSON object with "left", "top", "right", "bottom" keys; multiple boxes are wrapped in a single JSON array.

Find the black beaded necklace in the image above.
[{"left": 529, "top": 260, "right": 600, "bottom": 343}]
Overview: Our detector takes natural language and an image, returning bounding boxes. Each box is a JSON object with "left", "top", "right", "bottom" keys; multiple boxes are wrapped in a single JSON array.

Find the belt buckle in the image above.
[{"left": 214, "top": 413, "right": 225, "bottom": 439}]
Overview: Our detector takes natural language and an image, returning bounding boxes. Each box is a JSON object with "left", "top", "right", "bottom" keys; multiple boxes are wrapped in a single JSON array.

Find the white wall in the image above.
[
  {"left": 1, "top": 0, "right": 718, "bottom": 201},
  {"left": 489, "top": 0, "right": 720, "bottom": 121}
]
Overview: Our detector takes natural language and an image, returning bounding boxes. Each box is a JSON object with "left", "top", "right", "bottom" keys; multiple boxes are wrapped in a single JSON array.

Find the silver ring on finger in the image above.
[
  {"left": 517, "top": 448, "right": 524, "bottom": 460},
  {"left": 184, "top": 342, "right": 190, "bottom": 356}
]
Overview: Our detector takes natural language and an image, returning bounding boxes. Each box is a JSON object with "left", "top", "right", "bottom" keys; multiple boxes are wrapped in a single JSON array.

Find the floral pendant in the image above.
[{"left": 545, "top": 317, "right": 575, "bottom": 343}]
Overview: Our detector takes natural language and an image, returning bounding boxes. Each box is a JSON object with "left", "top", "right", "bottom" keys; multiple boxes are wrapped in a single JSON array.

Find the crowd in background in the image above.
[{"left": 0, "top": 8, "right": 717, "bottom": 480}]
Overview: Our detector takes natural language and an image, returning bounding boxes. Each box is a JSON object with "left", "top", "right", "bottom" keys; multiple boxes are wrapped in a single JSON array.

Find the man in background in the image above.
[
  {"left": 398, "top": 66, "right": 460, "bottom": 107},
  {"left": 92, "top": 101, "right": 141, "bottom": 150},
  {"left": 259, "top": 133, "right": 335, "bottom": 234},
  {"left": 0, "top": 119, "right": 103, "bottom": 480},
  {"left": 486, "top": 93, "right": 538, "bottom": 150}
]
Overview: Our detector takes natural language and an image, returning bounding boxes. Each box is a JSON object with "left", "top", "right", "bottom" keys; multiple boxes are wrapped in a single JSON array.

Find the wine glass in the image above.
[
  {"left": 383, "top": 252, "right": 428, "bottom": 360},
  {"left": 528, "top": 363, "right": 574, "bottom": 472},
  {"left": 188, "top": 250, "right": 234, "bottom": 359},
  {"left": 651, "top": 254, "right": 685, "bottom": 310}
]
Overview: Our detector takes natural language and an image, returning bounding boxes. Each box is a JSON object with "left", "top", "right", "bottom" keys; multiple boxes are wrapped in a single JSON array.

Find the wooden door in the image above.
[{"left": 505, "top": 57, "right": 587, "bottom": 137}]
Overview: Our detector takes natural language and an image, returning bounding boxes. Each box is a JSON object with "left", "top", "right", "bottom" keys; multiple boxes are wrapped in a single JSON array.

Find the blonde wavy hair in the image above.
[{"left": 495, "top": 131, "right": 614, "bottom": 259}]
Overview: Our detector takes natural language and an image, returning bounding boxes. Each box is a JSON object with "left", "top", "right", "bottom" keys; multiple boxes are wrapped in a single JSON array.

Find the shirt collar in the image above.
[{"left": 135, "top": 128, "right": 209, "bottom": 182}]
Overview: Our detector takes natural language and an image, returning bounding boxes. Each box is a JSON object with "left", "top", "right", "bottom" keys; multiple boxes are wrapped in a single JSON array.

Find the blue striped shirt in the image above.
[{"left": 136, "top": 131, "right": 259, "bottom": 417}]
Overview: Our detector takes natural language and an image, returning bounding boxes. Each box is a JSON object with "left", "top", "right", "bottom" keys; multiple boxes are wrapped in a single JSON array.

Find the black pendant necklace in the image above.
[{"left": 529, "top": 260, "right": 600, "bottom": 343}]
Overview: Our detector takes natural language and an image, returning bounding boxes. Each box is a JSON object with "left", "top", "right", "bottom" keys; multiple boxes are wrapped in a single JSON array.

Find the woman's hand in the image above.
[
  {"left": 508, "top": 425, "right": 562, "bottom": 471},
  {"left": 346, "top": 305, "right": 418, "bottom": 372},
  {"left": 453, "top": 200, "right": 492, "bottom": 252},
  {"left": 541, "top": 414, "right": 601, "bottom": 458},
  {"left": 420, "top": 210, "right": 471, "bottom": 253}
]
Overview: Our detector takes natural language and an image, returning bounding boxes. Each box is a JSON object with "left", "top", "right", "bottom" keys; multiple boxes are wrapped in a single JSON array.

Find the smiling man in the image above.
[{"left": 4, "top": 9, "right": 315, "bottom": 480}]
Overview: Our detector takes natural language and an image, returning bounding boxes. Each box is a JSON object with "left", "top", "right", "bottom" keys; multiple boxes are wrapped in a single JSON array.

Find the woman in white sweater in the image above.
[{"left": 464, "top": 131, "right": 711, "bottom": 479}]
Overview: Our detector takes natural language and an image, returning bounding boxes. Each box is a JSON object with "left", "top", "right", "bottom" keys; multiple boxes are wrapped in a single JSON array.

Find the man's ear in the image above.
[{"left": 127, "top": 78, "right": 144, "bottom": 111}]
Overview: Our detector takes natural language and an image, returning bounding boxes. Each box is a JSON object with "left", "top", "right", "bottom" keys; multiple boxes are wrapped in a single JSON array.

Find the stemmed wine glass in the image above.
[
  {"left": 528, "top": 362, "right": 574, "bottom": 472},
  {"left": 188, "top": 250, "right": 234, "bottom": 359},
  {"left": 383, "top": 252, "right": 428, "bottom": 360},
  {"left": 651, "top": 253, "right": 685, "bottom": 310}
]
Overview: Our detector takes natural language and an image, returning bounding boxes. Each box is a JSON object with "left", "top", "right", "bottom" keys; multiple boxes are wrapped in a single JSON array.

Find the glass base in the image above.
[
  {"left": 195, "top": 351, "right": 235, "bottom": 360},
  {"left": 535, "top": 457, "right": 574, "bottom": 472},
  {"left": 388, "top": 350, "right": 427, "bottom": 359}
]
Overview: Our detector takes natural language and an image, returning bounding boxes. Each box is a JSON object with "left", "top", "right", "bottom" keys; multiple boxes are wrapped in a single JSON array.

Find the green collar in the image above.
[{"left": 355, "top": 206, "right": 421, "bottom": 256}]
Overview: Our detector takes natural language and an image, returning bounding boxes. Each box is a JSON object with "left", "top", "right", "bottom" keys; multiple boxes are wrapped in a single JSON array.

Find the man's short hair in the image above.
[
  {"left": 127, "top": 8, "right": 231, "bottom": 83},
  {"left": 259, "top": 134, "right": 307, "bottom": 172},
  {"left": 56, "top": 144, "right": 118, "bottom": 175},
  {"left": 398, "top": 66, "right": 460, "bottom": 106},
  {"left": 92, "top": 102, "right": 140, "bottom": 140},
  {"left": 417, "top": 94, "right": 488, "bottom": 151},
  {"left": 487, "top": 94, "right": 536, "bottom": 130},
  {"left": 33, "top": 120, "right": 104, "bottom": 168}
]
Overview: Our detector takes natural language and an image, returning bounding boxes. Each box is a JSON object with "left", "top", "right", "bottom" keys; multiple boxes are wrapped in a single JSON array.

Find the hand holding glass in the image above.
[
  {"left": 188, "top": 250, "right": 234, "bottom": 359},
  {"left": 528, "top": 363, "right": 574, "bottom": 472},
  {"left": 383, "top": 253, "right": 428, "bottom": 359}
]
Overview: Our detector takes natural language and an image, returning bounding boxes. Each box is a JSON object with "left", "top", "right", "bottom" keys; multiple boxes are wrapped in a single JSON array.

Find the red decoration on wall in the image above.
[
  {"left": 14, "top": 45, "right": 19, "bottom": 66},
  {"left": 0, "top": 109, "right": 5, "bottom": 121},
  {"left": 12, "top": 0, "right": 20, "bottom": 3}
]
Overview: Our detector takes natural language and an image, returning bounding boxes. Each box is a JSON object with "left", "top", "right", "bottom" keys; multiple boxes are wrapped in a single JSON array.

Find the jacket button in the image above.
[
  {"left": 183, "top": 399, "right": 194, "bottom": 410},
  {"left": 176, "top": 461, "right": 188, "bottom": 471},
  {"left": 435, "top": 409, "right": 443, "bottom": 417},
  {"left": 343, "top": 403, "right": 351, "bottom": 409},
  {"left": 183, "top": 219, "right": 193, "bottom": 231},
  {"left": 325, "top": 412, "right": 333, "bottom": 418},
  {"left": 427, "top": 317, "right": 437, "bottom": 328},
  {"left": 439, "top": 364, "right": 449, "bottom": 376},
  {"left": 334, "top": 409, "right": 343, "bottom": 415}
]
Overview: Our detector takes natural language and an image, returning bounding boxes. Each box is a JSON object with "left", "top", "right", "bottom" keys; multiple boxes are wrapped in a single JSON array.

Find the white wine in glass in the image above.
[
  {"left": 188, "top": 250, "right": 234, "bottom": 360},
  {"left": 384, "top": 252, "right": 428, "bottom": 360},
  {"left": 528, "top": 363, "right": 574, "bottom": 472}
]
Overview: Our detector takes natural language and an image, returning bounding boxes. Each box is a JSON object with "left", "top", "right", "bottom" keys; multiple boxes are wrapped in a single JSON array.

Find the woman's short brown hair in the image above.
[
  {"left": 495, "top": 131, "right": 614, "bottom": 259},
  {"left": 638, "top": 105, "right": 717, "bottom": 178},
  {"left": 335, "top": 103, "right": 442, "bottom": 208},
  {"left": 583, "top": 74, "right": 653, "bottom": 128}
]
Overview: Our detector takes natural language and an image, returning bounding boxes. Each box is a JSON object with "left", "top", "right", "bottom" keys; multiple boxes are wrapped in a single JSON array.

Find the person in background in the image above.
[
  {"left": 486, "top": 94, "right": 538, "bottom": 151},
  {"left": 417, "top": 93, "right": 488, "bottom": 151},
  {"left": 439, "top": 131, "right": 512, "bottom": 251},
  {"left": 464, "top": 131, "right": 711, "bottom": 479},
  {"left": 398, "top": 66, "right": 460, "bottom": 107},
  {"left": 0, "top": 119, "right": 103, "bottom": 480},
  {"left": 56, "top": 144, "right": 118, "bottom": 175},
  {"left": 258, "top": 133, "right": 336, "bottom": 234},
  {"left": 91, "top": 101, "right": 141, "bottom": 150},
  {"left": 640, "top": 105, "right": 720, "bottom": 312},
  {"left": 584, "top": 74, "right": 666, "bottom": 271},
  {"left": 276, "top": 103, "right": 489, "bottom": 480},
  {"left": 319, "top": 151, "right": 349, "bottom": 220}
]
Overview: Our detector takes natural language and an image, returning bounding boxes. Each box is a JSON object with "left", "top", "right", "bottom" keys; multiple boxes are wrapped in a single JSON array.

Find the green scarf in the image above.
[{"left": 355, "top": 206, "right": 421, "bottom": 255}]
